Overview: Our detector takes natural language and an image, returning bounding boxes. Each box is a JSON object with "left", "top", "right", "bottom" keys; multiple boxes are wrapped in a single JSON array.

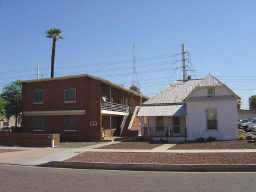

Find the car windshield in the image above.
[{"left": 241, "top": 120, "right": 248, "bottom": 123}]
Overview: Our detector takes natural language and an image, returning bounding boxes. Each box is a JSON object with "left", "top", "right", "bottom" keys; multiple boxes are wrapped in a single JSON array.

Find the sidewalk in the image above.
[{"left": 0, "top": 142, "right": 117, "bottom": 166}]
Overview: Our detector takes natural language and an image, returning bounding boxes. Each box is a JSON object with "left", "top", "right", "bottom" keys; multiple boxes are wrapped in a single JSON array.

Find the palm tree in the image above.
[{"left": 46, "top": 28, "right": 63, "bottom": 78}]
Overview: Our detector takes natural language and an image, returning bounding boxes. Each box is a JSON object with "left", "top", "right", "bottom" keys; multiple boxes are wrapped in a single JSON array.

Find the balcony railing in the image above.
[{"left": 101, "top": 101, "right": 129, "bottom": 113}]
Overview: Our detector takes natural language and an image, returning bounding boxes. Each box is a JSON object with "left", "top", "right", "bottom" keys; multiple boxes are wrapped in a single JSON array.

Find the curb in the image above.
[{"left": 40, "top": 161, "right": 256, "bottom": 172}]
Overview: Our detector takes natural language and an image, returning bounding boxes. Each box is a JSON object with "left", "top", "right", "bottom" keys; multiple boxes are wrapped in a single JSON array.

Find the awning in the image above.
[{"left": 138, "top": 104, "right": 186, "bottom": 117}]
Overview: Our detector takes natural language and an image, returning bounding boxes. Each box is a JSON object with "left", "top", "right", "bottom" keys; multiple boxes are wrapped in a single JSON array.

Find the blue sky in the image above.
[{"left": 0, "top": 0, "right": 256, "bottom": 108}]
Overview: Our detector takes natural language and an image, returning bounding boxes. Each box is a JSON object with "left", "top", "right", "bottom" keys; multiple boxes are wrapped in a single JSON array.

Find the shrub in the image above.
[
  {"left": 207, "top": 136, "right": 216, "bottom": 142},
  {"left": 238, "top": 135, "right": 246, "bottom": 140},
  {"left": 196, "top": 137, "right": 205, "bottom": 142}
]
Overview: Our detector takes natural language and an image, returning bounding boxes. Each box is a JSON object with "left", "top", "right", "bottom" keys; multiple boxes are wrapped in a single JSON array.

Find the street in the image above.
[{"left": 0, "top": 165, "right": 256, "bottom": 192}]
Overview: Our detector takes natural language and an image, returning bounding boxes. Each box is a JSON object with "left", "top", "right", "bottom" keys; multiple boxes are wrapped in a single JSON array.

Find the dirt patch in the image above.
[
  {"left": 65, "top": 152, "right": 256, "bottom": 164},
  {"left": 169, "top": 140, "right": 256, "bottom": 150},
  {"left": 97, "top": 142, "right": 162, "bottom": 150},
  {"left": 0, "top": 149, "right": 22, "bottom": 153}
]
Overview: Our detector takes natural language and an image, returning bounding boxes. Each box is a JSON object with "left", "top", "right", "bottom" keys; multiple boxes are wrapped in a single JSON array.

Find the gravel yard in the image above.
[
  {"left": 169, "top": 140, "right": 256, "bottom": 150},
  {"left": 97, "top": 142, "right": 162, "bottom": 150},
  {"left": 0, "top": 149, "right": 22, "bottom": 153},
  {"left": 65, "top": 152, "right": 256, "bottom": 164}
]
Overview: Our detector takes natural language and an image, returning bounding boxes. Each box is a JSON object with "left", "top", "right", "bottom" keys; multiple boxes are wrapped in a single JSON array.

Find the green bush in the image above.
[
  {"left": 207, "top": 136, "right": 216, "bottom": 142},
  {"left": 238, "top": 135, "right": 246, "bottom": 140},
  {"left": 196, "top": 137, "right": 205, "bottom": 142}
]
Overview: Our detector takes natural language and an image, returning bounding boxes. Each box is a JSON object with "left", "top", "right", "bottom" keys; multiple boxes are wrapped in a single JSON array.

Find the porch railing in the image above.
[
  {"left": 101, "top": 101, "right": 129, "bottom": 113},
  {"left": 142, "top": 126, "right": 185, "bottom": 137}
]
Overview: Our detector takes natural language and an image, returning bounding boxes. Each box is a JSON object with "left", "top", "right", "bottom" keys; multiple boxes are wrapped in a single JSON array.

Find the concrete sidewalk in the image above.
[{"left": 0, "top": 142, "right": 117, "bottom": 166}]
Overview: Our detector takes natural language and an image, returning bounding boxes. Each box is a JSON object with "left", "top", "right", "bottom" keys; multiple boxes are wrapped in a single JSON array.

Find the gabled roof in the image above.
[
  {"left": 144, "top": 74, "right": 239, "bottom": 105},
  {"left": 21, "top": 74, "right": 148, "bottom": 99}
]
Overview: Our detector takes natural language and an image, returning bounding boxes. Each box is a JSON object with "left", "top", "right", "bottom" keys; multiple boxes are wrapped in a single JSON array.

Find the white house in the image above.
[{"left": 138, "top": 74, "right": 240, "bottom": 142}]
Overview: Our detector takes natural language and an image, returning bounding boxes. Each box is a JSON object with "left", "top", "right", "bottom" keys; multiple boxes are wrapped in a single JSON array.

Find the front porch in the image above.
[{"left": 141, "top": 116, "right": 187, "bottom": 143}]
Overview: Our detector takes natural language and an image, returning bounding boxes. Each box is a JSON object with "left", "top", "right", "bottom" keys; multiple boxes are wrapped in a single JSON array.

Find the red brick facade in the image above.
[{"left": 22, "top": 75, "right": 147, "bottom": 141}]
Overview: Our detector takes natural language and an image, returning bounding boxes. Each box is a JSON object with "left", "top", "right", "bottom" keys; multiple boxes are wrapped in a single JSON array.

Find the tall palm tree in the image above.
[{"left": 46, "top": 28, "right": 63, "bottom": 78}]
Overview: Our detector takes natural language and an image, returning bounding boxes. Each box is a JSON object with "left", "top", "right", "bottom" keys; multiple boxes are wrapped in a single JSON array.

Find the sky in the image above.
[{"left": 1, "top": 0, "right": 256, "bottom": 109}]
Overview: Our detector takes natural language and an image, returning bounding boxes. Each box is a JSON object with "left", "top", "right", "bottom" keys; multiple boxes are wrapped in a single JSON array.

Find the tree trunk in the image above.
[{"left": 51, "top": 38, "right": 56, "bottom": 78}]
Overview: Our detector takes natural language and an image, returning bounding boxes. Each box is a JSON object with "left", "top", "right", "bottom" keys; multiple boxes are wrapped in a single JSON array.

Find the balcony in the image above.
[{"left": 101, "top": 101, "right": 129, "bottom": 116}]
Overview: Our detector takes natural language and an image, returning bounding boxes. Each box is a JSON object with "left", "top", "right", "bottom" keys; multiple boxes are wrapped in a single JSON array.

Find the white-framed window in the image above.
[
  {"left": 206, "top": 108, "right": 217, "bottom": 130},
  {"left": 33, "top": 90, "right": 44, "bottom": 104},
  {"left": 32, "top": 118, "right": 45, "bottom": 131},
  {"left": 207, "top": 88, "right": 215, "bottom": 97},
  {"left": 64, "top": 117, "right": 76, "bottom": 131},
  {"left": 64, "top": 88, "right": 76, "bottom": 103}
]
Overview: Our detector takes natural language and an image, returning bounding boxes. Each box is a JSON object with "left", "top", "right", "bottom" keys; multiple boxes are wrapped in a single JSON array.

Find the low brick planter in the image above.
[
  {"left": 0, "top": 133, "right": 60, "bottom": 147},
  {"left": 0, "top": 149, "right": 22, "bottom": 153}
]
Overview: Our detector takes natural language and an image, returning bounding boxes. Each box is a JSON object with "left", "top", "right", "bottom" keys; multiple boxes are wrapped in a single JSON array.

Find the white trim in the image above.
[
  {"left": 101, "top": 110, "right": 128, "bottom": 116},
  {"left": 32, "top": 129, "right": 45, "bottom": 132},
  {"left": 33, "top": 102, "right": 43, "bottom": 104},
  {"left": 24, "top": 110, "right": 86, "bottom": 116},
  {"left": 64, "top": 129, "right": 77, "bottom": 132},
  {"left": 64, "top": 101, "right": 76, "bottom": 104}
]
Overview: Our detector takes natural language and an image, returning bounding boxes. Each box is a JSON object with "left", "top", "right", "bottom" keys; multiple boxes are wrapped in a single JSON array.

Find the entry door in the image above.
[{"left": 172, "top": 116, "right": 181, "bottom": 136}]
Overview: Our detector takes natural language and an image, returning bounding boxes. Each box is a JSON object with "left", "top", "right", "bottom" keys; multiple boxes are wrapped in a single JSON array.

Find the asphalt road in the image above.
[{"left": 1, "top": 165, "right": 256, "bottom": 192}]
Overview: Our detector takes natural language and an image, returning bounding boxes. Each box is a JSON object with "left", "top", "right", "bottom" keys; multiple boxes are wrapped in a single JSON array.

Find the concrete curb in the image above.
[{"left": 40, "top": 161, "right": 256, "bottom": 172}]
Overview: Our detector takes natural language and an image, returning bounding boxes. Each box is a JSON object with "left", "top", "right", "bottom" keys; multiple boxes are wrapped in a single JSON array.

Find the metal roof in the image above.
[
  {"left": 138, "top": 104, "right": 185, "bottom": 116},
  {"left": 144, "top": 74, "right": 239, "bottom": 105}
]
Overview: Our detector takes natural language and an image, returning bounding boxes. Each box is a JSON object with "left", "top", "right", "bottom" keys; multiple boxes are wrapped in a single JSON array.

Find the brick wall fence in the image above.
[{"left": 0, "top": 133, "right": 60, "bottom": 147}]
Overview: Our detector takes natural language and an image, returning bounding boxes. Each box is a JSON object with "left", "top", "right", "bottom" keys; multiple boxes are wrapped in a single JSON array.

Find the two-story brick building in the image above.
[{"left": 21, "top": 74, "right": 148, "bottom": 141}]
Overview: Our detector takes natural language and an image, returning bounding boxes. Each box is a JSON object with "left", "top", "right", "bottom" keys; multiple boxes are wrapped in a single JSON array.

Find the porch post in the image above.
[{"left": 109, "top": 87, "right": 112, "bottom": 136}]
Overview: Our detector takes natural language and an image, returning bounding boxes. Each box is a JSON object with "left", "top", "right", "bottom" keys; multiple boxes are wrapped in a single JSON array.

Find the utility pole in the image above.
[
  {"left": 37, "top": 64, "right": 40, "bottom": 80},
  {"left": 182, "top": 44, "right": 187, "bottom": 81},
  {"left": 15, "top": 94, "right": 18, "bottom": 128},
  {"left": 132, "top": 42, "right": 137, "bottom": 86}
]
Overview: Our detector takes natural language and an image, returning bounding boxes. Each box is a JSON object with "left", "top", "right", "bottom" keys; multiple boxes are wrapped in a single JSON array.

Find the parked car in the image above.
[
  {"left": 246, "top": 120, "right": 256, "bottom": 132},
  {"left": 239, "top": 119, "right": 250, "bottom": 129}
]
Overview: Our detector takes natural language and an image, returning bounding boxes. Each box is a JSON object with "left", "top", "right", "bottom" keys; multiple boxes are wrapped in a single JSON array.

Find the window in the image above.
[
  {"left": 207, "top": 88, "right": 215, "bottom": 97},
  {"left": 64, "top": 88, "right": 76, "bottom": 103},
  {"left": 206, "top": 109, "right": 217, "bottom": 130},
  {"left": 3, "top": 122, "right": 9, "bottom": 127},
  {"left": 33, "top": 90, "right": 43, "bottom": 104},
  {"left": 32, "top": 118, "right": 44, "bottom": 131},
  {"left": 172, "top": 116, "right": 180, "bottom": 133},
  {"left": 156, "top": 116, "right": 164, "bottom": 131},
  {"left": 64, "top": 118, "right": 76, "bottom": 131}
]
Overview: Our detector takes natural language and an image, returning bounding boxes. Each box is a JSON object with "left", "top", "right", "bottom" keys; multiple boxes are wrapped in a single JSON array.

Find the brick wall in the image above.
[
  {"left": 22, "top": 75, "right": 148, "bottom": 140},
  {"left": 0, "top": 133, "right": 60, "bottom": 147}
]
